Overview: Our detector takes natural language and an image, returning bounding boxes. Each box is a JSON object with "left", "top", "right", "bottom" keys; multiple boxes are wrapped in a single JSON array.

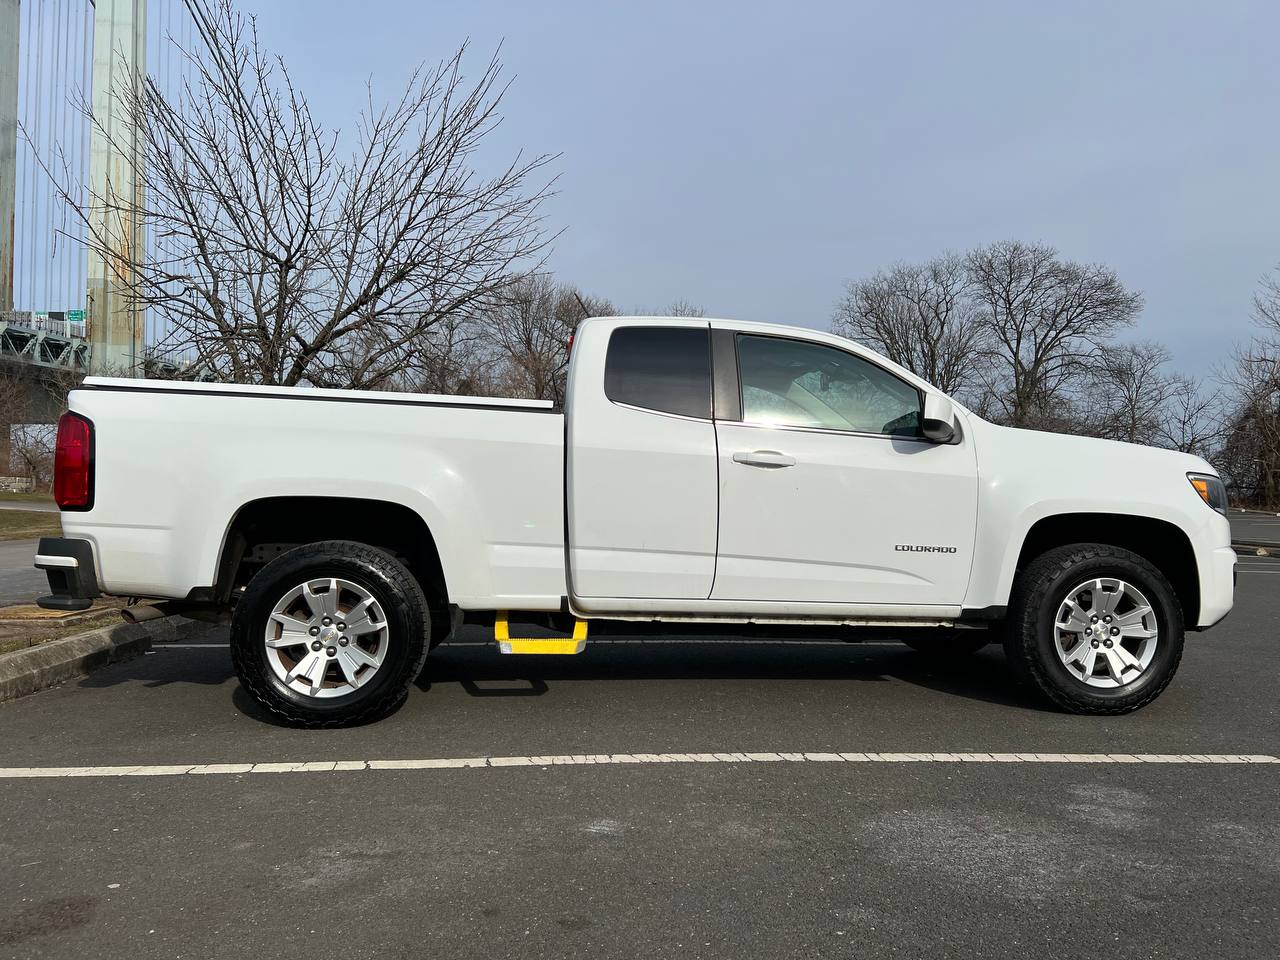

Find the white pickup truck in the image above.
[{"left": 36, "top": 316, "right": 1236, "bottom": 725}]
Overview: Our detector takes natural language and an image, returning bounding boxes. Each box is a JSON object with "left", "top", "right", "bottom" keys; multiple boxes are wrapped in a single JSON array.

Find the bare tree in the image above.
[
  {"left": 1218, "top": 384, "right": 1280, "bottom": 507},
  {"left": 401, "top": 315, "right": 502, "bottom": 397},
  {"left": 0, "top": 367, "right": 67, "bottom": 488},
  {"left": 1158, "top": 374, "right": 1226, "bottom": 457},
  {"left": 10, "top": 424, "right": 56, "bottom": 490},
  {"left": 1075, "top": 340, "right": 1225, "bottom": 455},
  {"left": 966, "top": 241, "right": 1143, "bottom": 428},
  {"left": 39, "top": 0, "right": 555, "bottom": 388},
  {"left": 1254, "top": 264, "right": 1280, "bottom": 330},
  {"left": 483, "top": 275, "right": 615, "bottom": 404},
  {"left": 831, "top": 241, "right": 1234, "bottom": 468},
  {"left": 664, "top": 300, "right": 705, "bottom": 318},
  {"left": 1082, "top": 340, "right": 1176, "bottom": 445},
  {"left": 0, "top": 367, "right": 29, "bottom": 475},
  {"left": 831, "top": 254, "right": 989, "bottom": 396},
  {"left": 630, "top": 300, "right": 706, "bottom": 318},
  {"left": 1218, "top": 263, "right": 1280, "bottom": 506}
]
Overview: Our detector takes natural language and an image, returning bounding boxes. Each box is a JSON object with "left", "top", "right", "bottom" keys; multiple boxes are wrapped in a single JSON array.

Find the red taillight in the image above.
[{"left": 53, "top": 412, "right": 94, "bottom": 511}]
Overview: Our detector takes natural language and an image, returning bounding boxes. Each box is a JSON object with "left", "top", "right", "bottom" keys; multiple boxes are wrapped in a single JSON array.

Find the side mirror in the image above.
[{"left": 922, "top": 393, "right": 956, "bottom": 443}]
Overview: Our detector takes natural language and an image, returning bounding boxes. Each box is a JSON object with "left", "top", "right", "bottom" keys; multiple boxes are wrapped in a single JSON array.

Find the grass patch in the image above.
[
  {"left": 0, "top": 602, "right": 127, "bottom": 655},
  {"left": 0, "top": 491, "right": 53, "bottom": 504},
  {"left": 0, "top": 509, "right": 61, "bottom": 541}
]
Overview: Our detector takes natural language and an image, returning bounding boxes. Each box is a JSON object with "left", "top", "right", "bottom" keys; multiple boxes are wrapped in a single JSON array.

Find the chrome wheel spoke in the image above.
[
  {"left": 303, "top": 579, "right": 339, "bottom": 621},
  {"left": 265, "top": 577, "right": 389, "bottom": 699},
  {"left": 286, "top": 653, "right": 321, "bottom": 686},
  {"left": 1113, "top": 605, "right": 1151, "bottom": 628},
  {"left": 1096, "top": 579, "right": 1122, "bottom": 616},
  {"left": 1054, "top": 577, "right": 1158, "bottom": 689},
  {"left": 344, "top": 644, "right": 380, "bottom": 670},
  {"left": 1112, "top": 643, "right": 1142, "bottom": 670},
  {"left": 1060, "top": 602, "right": 1091, "bottom": 633},
  {"left": 306, "top": 656, "right": 329, "bottom": 694},
  {"left": 343, "top": 597, "right": 381, "bottom": 635},
  {"left": 1118, "top": 623, "right": 1157, "bottom": 640},
  {"left": 336, "top": 650, "right": 363, "bottom": 687},
  {"left": 1061, "top": 638, "right": 1089, "bottom": 664},
  {"left": 1102, "top": 648, "right": 1129, "bottom": 684},
  {"left": 272, "top": 611, "right": 315, "bottom": 633},
  {"left": 267, "top": 631, "right": 311, "bottom": 649}
]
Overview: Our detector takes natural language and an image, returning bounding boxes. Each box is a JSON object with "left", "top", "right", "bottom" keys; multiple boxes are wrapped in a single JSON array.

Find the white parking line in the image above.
[{"left": 0, "top": 752, "right": 1273, "bottom": 779}]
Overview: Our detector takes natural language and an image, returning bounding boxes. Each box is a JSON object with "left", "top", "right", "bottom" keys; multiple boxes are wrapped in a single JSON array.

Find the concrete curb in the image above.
[{"left": 0, "top": 615, "right": 202, "bottom": 703}]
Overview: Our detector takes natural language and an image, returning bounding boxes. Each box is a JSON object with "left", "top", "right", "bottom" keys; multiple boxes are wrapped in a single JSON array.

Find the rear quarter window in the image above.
[{"left": 604, "top": 326, "right": 712, "bottom": 419}]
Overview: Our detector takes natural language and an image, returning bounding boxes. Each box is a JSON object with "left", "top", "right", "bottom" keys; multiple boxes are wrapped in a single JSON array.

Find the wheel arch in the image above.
[
  {"left": 214, "top": 496, "right": 449, "bottom": 615},
  {"left": 1013, "top": 513, "right": 1200, "bottom": 626}
]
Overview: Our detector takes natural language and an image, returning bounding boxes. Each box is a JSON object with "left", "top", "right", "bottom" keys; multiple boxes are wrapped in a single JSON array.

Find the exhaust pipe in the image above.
[
  {"left": 121, "top": 603, "right": 170, "bottom": 624},
  {"left": 120, "top": 600, "right": 230, "bottom": 625}
]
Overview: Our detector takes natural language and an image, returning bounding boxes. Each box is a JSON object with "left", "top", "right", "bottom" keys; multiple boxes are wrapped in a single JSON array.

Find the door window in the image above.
[
  {"left": 736, "top": 335, "right": 922, "bottom": 437},
  {"left": 604, "top": 326, "right": 712, "bottom": 419}
]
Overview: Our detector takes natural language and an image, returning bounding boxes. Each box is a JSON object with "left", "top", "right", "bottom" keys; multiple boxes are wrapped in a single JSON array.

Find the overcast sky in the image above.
[{"left": 238, "top": 0, "right": 1280, "bottom": 376}]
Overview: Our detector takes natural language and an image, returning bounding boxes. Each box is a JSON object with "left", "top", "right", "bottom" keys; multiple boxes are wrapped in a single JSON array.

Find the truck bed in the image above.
[{"left": 63, "top": 378, "right": 568, "bottom": 608}]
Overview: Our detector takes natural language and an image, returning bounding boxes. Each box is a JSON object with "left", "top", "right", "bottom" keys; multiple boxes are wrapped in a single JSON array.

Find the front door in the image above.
[{"left": 711, "top": 332, "right": 978, "bottom": 606}]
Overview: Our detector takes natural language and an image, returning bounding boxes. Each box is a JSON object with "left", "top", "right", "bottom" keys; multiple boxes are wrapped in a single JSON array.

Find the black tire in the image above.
[
  {"left": 902, "top": 629, "right": 992, "bottom": 657},
  {"left": 1004, "top": 543, "right": 1184, "bottom": 715},
  {"left": 231, "top": 540, "right": 430, "bottom": 727}
]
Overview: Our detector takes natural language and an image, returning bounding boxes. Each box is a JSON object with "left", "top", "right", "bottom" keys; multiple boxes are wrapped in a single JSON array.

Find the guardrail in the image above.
[{"left": 1, "top": 312, "right": 87, "bottom": 338}]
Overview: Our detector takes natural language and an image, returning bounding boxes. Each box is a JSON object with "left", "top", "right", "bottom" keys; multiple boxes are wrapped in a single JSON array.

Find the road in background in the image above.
[
  {"left": 0, "top": 501, "right": 58, "bottom": 514},
  {"left": 1231, "top": 509, "right": 1280, "bottom": 545},
  {"left": 1, "top": 556, "right": 1277, "bottom": 958},
  {"left": 0, "top": 538, "right": 44, "bottom": 606}
]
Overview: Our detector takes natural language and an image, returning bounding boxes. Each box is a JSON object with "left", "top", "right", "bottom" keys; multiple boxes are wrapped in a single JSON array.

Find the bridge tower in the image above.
[
  {"left": 87, "top": 0, "right": 147, "bottom": 374},
  {"left": 1, "top": 0, "right": 17, "bottom": 314}
]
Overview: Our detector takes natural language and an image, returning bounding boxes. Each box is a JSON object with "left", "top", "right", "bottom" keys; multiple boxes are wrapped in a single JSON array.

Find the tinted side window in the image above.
[
  {"left": 604, "top": 326, "right": 712, "bottom": 419},
  {"left": 737, "top": 334, "right": 922, "bottom": 437}
]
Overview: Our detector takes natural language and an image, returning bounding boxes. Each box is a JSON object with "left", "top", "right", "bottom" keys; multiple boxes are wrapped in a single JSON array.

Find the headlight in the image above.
[{"left": 1187, "top": 473, "right": 1228, "bottom": 515}]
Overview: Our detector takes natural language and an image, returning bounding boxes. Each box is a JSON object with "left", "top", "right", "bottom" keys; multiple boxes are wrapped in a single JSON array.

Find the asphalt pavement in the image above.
[
  {"left": 0, "top": 540, "right": 45, "bottom": 608},
  {"left": 0, "top": 503, "right": 57, "bottom": 514},
  {"left": 1231, "top": 509, "right": 1280, "bottom": 545},
  {"left": 1, "top": 558, "right": 1277, "bottom": 959}
]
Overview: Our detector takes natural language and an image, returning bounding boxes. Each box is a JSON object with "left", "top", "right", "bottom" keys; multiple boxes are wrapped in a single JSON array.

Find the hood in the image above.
[{"left": 971, "top": 419, "right": 1216, "bottom": 477}]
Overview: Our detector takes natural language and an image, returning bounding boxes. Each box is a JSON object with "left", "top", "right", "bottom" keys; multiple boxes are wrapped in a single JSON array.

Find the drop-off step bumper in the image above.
[{"left": 34, "top": 537, "right": 100, "bottom": 611}]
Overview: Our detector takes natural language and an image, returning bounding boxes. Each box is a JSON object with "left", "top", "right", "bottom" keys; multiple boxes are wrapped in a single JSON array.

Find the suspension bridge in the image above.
[{"left": 2, "top": 0, "right": 205, "bottom": 465}]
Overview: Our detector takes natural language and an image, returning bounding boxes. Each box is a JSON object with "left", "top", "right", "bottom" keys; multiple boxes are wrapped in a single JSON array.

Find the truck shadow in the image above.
[
  {"left": 72, "top": 634, "right": 1042, "bottom": 721},
  {"left": 415, "top": 637, "right": 1041, "bottom": 711},
  {"left": 77, "top": 645, "right": 235, "bottom": 689}
]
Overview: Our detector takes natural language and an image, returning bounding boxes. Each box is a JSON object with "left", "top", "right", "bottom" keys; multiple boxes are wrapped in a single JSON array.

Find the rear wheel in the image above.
[
  {"left": 1005, "top": 543, "right": 1183, "bottom": 714},
  {"left": 231, "top": 540, "right": 430, "bottom": 727}
]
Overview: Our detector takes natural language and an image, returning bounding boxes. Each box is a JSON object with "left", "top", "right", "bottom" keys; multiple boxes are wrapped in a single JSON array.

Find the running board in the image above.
[{"left": 494, "top": 611, "right": 587, "bottom": 654}]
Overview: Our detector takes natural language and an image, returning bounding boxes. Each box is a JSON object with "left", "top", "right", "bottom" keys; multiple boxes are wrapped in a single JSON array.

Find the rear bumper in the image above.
[{"left": 34, "top": 537, "right": 101, "bottom": 611}]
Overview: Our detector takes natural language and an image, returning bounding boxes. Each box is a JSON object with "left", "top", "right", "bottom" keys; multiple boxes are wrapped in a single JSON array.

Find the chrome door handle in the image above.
[{"left": 732, "top": 450, "right": 796, "bottom": 468}]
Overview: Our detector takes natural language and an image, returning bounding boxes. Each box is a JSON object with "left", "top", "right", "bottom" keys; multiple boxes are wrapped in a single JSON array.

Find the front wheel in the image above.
[
  {"left": 1005, "top": 543, "right": 1184, "bottom": 714},
  {"left": 231, "top": 540, "right": 430, "bottom": 727}
]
